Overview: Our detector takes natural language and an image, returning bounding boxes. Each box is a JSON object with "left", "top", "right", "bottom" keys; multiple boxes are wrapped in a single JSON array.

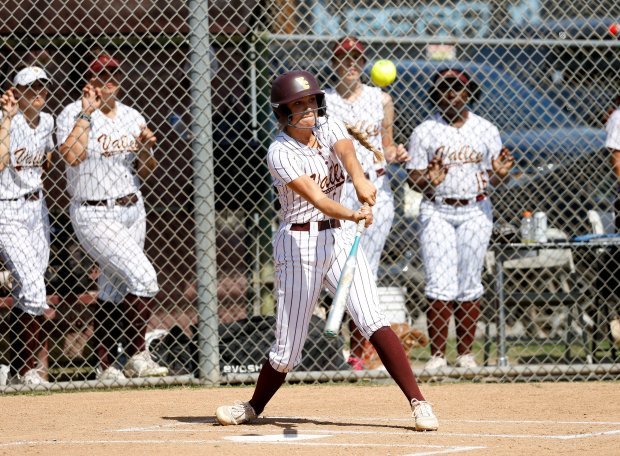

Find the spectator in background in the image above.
[
  {"left": 57, "top": 53, "right": 167, "bottom": 381},
  {"left": 0, "top": 67, "right": 54, "bottom": 385},
  {"left": 407, "top": 68, "right": 513, "bottom": 370},
  {"left": 324, "top": 36, "right": 410, "bottom": 370}
]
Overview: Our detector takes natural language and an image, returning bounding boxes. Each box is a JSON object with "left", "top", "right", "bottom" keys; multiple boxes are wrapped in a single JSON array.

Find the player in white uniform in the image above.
[
  {"left": 324, "top": 37, "right": 410, "bottom": 370},
  {"left": 57, "top": 54, "right": 167, "bottom": 381},
  {"left": 215, "top": 70, "right": 438, "bottom": 431},
  {"left": 605, "top": 106, "right": 620, "bottom": 232},
  {"left": 407, "top": 68, "right": 513, "bottom": 370},
  {"left": 0, "top": 67, "right": 53, "bottom": 385}
]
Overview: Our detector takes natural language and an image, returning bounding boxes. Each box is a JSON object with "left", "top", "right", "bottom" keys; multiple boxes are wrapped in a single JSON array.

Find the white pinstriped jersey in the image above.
[
  {"left": 324, "top": 85, "right": 387, "bottom": 173},
  {"left": 57, "top": 100, "right": 150, "bottom": 200},
  {"left": 605, "top": 109, "right": 620, "bottom": 150},
  {"left": 267, "top": 118, "right": 348, "bottom": 224},
  {"left": 0, "top": 111, "right": 53, "bottom": 198},
  {"left": 406, "top": 112, "right": 501, "bottom": 199}
]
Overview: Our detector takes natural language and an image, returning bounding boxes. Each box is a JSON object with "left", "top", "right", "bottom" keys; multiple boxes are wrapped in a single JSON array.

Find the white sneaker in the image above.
[
  {"left": 411, "top": 399, "right": 439, "bottom": 431},
  {"left": 0, "top": 364, "right": 9, "bottom": 386},
  {"left": 424, "top": 354, "right": 447, "bottom": 370},
  {"left": 19, "top": 368, "right": 47, "bottom": 386},
  {"left": 97, "top": 366, "right": 127, "bottom": 382},
  {"left": 216, "top": 401, "right": 257, "bottom": 426},
  {"left": 124, "top": 351, "right": 168, "bottom": 378},
  {"left": 455, "top": 353, "right": 478, "bottom": 369}
]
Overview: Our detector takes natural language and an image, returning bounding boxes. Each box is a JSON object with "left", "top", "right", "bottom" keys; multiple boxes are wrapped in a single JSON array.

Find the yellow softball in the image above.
[{"left": 370, "top": 60, "right": 397, "bottom": 87}]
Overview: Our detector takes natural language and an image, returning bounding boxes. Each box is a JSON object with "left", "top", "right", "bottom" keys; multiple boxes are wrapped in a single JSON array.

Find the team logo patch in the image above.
[{"left": 295, "top": 76, "right": 310, "bottom": 90}]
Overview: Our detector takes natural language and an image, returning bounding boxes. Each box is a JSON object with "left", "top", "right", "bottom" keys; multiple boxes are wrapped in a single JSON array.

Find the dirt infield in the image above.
[{"left": 1, "top": 381, "right": 619, "bottom": 455}]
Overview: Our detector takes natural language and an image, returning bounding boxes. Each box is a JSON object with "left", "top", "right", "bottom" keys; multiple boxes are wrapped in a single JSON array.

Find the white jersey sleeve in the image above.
[
  {"left": 605, "top": 109, "right": 620, "bottom": 150},
  {"left": 268, "top": 141, "right": 306, "bottom": 185}
]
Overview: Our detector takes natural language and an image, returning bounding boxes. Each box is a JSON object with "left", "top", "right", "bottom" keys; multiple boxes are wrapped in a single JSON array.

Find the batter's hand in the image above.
[
  {"left": 136, "top": 125, "right": 157, "bottom": 150},
  {"left": 352, "top": 203, "right": 373, "bottom": 228},
  {"left": 426, "top": 157, "right": 447, "bottom": 187},
  {"left": 492, "top": 146, "right": 515, "bottom": 178},
  {"left": 353, "top": 177, "right": 377, "bottom": 206},
  {"left": 81, "top": 80, "right": 102, "bottom": 115},
  {"left": 1, "top": 89, "right": 18, "bottom": 120}
]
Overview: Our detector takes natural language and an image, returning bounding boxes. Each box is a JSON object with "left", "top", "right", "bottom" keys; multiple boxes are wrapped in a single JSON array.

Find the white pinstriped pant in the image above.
[
  {"left": 269, "top": 223, "right": 390, "bottom": 373},
  {"left": 0, "top": 195, "right": 50, "bottom": 315},
  {"left": 70, "top": 196, "right": 159, "bottom": 304},
  {"left": 418, "top": 198, "right": 493, "bottom": 302}
]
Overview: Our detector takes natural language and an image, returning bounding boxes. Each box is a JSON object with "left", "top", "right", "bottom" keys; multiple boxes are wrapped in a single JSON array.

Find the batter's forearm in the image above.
[
  {"left": 314, "top": 196, "right": 357, "bottom": 222},
  {"left": 60, "top": 119, "right": 91, "bottom": 165}
]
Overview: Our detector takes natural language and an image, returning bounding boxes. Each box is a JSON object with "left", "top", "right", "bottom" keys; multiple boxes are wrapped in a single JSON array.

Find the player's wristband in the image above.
[{"left": 75, "top": 112, "right": 91, "bottom": 123}]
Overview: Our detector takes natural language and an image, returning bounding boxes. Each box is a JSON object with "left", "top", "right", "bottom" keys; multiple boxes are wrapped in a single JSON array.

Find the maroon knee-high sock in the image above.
[
  {"left": 370, "top": 326, "right": 425, "bottom": 402},
  {"left": 9, "top": 307, "right": 43, "bottom": 376},
  {"left": 427, "top": 300, "right": 453, "bottom": 357},
  {"left": 123, "top": 294, "right": 152, "bottom": 357},
  {"left": 249, "top": 360, "right": 287, "bottom": 415},
  {"left": 454, "top": 300, "right": 480, "bottom": 355}
]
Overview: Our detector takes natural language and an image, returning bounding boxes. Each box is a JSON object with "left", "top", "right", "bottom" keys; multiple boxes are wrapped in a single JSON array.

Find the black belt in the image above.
[
  {"left": 1, "top": 190, "right": 41, "bottom": 202},
  {"left": 430, "top": 194, "right": 486, "bottom": 207},
  {"left": 347, "top": 168, "right": 385, "bottom": 182},
  {"left": 290, "top": 219, "right": 341, "bottom": 232},
  {"left": 81, "top": 193, "right": 139, "bottom": 207}
]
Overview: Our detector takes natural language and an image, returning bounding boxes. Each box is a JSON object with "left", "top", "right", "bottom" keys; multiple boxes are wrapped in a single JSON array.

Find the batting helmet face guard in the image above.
[
  {"left": 270, "top": 70, "right": 327, "bottom": 124},
  {"left": 429, "top": 68, "right": 481, "bottom": 107}
]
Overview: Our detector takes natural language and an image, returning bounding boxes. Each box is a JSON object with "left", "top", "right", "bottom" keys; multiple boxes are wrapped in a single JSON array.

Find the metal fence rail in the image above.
[{"left": 0, "top": 0, "right": 619, "bottom": 392}]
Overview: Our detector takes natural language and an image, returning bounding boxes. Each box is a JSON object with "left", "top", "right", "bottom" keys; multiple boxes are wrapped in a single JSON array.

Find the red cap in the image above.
[
  {"left": 333, "top": 37, "right": 365, "bottom": 57},
  {"left": 89, "top": 54, "right": 121, "bottom": 74},
  {"left": 437, "top": 69, "right": 470, "bottom": 84},
  {"left": 609, "top": 23, "right": 620, "bottom": 36}
]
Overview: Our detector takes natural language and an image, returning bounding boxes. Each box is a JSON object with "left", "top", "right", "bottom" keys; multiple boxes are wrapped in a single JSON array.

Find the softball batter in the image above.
[
  {"left": 57, "top": 53, "right": 167, "bottom": 381},
  {"left": 216, "top": 70, "right": 438, "bottom": 431},
  {"left": 407, "top": 68, "right": 513, "bottom": 370},
  {"left": 324, "top": 36, "right": 410, "bottom": 369},
  {"left": 0, "top": 67, "right": 53, "bottom": 385}
]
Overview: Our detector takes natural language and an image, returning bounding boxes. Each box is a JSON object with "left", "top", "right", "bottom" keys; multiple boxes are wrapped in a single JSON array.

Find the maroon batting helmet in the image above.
[{"left": 270, "top": 70, "right": 326, "bottom": 121}]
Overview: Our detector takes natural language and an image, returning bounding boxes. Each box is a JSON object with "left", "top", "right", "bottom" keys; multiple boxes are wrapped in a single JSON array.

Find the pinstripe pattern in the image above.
[{"left": 267, "top": 117, "right": 389, "bottom": 373}]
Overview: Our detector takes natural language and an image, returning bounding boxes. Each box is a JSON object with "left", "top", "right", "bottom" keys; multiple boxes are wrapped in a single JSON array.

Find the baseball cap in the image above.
[
  {"left": 436, "top": 68, "right": 471, "bottom": 85},
  {"left": 333, "top": 37, "right": 365, "bottom": 57},
  {"left": 13, "top": 66, "right": 49, "bottom": 86},
  {"left": 89, "top": 54, "right": 121, "bottom": 74}
]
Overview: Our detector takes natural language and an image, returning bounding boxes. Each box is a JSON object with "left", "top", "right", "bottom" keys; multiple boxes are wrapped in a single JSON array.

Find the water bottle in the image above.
[
  {"left": 533, "top": 211, "right": 548, "bottom": 243},
  {"left": 168, "top": 113, "right": 192, "bottom": 141},
  {"left": 520, "top": 211, "right": 534, "bottom": 244}
]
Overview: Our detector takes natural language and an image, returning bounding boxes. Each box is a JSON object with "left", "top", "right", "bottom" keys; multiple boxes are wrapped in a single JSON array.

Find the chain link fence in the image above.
[{"left": 0, "top": 0, "right": 619, "bottom": 391}]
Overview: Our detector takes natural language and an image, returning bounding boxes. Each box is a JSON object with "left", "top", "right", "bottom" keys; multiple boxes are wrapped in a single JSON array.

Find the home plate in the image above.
[{"left": 224, "top": 433, "right": 330, "bottom": 443}]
